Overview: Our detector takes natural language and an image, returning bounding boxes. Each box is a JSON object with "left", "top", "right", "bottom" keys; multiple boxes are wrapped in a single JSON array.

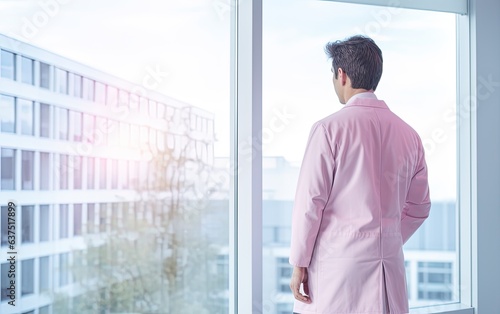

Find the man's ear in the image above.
[{"left": 338, "top": 68, "right": 347, "bottom": 86}]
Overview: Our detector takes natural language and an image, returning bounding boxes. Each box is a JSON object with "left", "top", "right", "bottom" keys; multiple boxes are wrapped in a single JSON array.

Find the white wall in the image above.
[{"left": 471, "top": 0, "right": 500, "bottom": 312}]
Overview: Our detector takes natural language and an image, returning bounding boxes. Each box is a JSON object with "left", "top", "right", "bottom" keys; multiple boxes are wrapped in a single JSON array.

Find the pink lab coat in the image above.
[{"left": 289, "top": 92, "right": 431, "bottom": 314}]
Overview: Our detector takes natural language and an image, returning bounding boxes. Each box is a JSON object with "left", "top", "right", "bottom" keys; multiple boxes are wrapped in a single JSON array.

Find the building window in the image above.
[
  {"left": 149, "top": 99, "right": 157, "bottom": 117},
  {"left": 129, "top": 161, "right": 139, "bottom": 189},
  {"left": 72, "top": 73, "right": 82, "bottom": 98},
  {"left": 87, "top": 157, "right": 95, "bottom": 189},
  {"left": 99, "top": 158, "right": 107, "bottom": 189},
  {"left": 40, "top": 62, "right": 50, "bottom": 89},
  {"left": 97, "top": 117, "right": 108, "bottom": 146},
  {"left": 73, "top": 155, "right": 82, "bottom": 189},
  {"left": 39, "top": 305, "right": 51, "bottom": 314},
  {"left": 95, "top": 81, "right": 106, "bottom": 104},
  {"left": 120, "top": 122, "right": 130, "bottom": 147},
  {"left": 59, "top": 204, "right": 69, "bottom": 239},
  {"left": 111, "top": 159, "right": 118, "bottom": 189},
  {"left": 58, "top": 107, "right": 69, "bottom": 140},
  {"left": 106, "top": 85, "right": 118, "bottom": 106},
  {"left": 1, "top": 207, "right": 7, "bottom": 246},
  {"left": 118, "top": 89, "right": 129, "bottom": 107},
  {"left": 21, "top": 259, "right": 34, "bottom": 296},
  {"left": 276, "top": 303, "right": 293, "bottom": 314},
  {"left": 18, "top": 98, "right": 34, "bottom": 136},
  {"left": 0, "top": 94, "right": 16, "bottom": 133},
  {"left": 21, "top": 150, "right": 34, "bottom": 190},
  {"left": 0, "top": 50, "right": 15, "bottom": 80},
  {"left": 215, "top": 254, "right": 229, "bottom": 290},
  {"left": 40, "top": 103, "right": 51, "bottom": 138},
  {"left": 140, "top": 97, "right": 149, "bottom": 115},
  {"left": 40, "top": 205, "right": 50, "bottom": 242},
  {"left": 120, "top": 160, "right": 128, "bottom": 189},
  {"left": 1, "top": 148, "right": 16, "bottom": 190},
  {"left": 82, "top": 77, "right": 95, "bottom": 101},
  {"left": 40, "top": 152, "right": 50, "bottom": 190},
  {"left": 59, "top": 253, "right": 69, "bottom": 287},
  {"left": 1, "top": 263, "right": 12, "bottom": 301},
  {"left": 39, "top": 256, "right": 50, "bottom": 293},
  {"left": 74, "top": 204, "right": 82, "bottom": 236},
  {"left": 87, "top": 204, "right": 95, "bottom": 234},
  {"left": 71, "top": 111, "right": 83, "bottom": 142},
  {"left": 130, "top": 93, "right": 139, "bottom": 113},
  {"left": 55, "top": 68, "right": 68, "bottom": 94},
  {"left": 276, "top": 257, "right": 292, "bottom": 293},
  {"left": 83, "top": 113, "right": 95, "bottom": 143},
  {"left": 59, "top": 154, "right": 68, "bottom": 189},
  {"left": 22, "top": 206, "right": 34, "bottom": 243},
  {"left": 99, "top": 203, "right": 108, "bottom": 233},
  {"left": 157, "top": 103, "right": 166, "bottom": 119},
  {"left": 418, "top": 262, "right": 453, "bottom": 301},
  {"left": 130, "top": 124, "right": 140, "bottom": 148},
  {"left": 20, "top": 56, "right": 34, "bottom": 85}
]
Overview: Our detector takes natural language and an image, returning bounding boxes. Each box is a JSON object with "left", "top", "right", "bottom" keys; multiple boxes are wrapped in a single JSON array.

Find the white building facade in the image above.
[{"left": 0, "top": 34, "right": 214, "bottom": 314}]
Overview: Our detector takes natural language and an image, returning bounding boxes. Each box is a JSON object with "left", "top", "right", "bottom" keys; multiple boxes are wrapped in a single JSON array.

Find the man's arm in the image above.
[
  {"left": 401, "top": 145, "right": 431, "bottom": 243},
  {"left": 289, "top": 122, "right": 335, "bottom": 267}
]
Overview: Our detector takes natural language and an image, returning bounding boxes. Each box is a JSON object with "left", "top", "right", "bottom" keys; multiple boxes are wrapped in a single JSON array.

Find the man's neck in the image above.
[{"left": 343, "top": 88, "right": 372, "bottom": 104}]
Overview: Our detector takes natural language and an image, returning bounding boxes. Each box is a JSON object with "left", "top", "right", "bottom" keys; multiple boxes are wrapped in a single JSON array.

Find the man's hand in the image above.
[{"left": 289, "top": 266, "right": 311, "bottom": 303}]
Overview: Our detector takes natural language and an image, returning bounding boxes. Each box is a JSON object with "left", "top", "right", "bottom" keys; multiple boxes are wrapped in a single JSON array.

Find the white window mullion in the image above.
[
  {"left": 321, "top": 0, "right": 468, "bottom": 15},
  {"left": 233, "top": 0, "right": 263, "bottom": 313}
]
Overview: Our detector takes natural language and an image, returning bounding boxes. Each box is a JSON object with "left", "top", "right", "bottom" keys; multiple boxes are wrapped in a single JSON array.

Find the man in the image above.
[{"left": 289, "top": 35, "right": 431, "bottom": 314}]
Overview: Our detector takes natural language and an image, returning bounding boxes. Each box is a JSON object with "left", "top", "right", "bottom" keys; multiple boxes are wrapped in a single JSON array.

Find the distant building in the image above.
[{"left": 0, "top": 34, "right": 214, "bottom": 314}]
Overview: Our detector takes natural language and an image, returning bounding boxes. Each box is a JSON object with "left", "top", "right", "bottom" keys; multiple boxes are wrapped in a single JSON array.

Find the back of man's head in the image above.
[{"left": 325, "top": 35, "right": 383, "bottom": 91}]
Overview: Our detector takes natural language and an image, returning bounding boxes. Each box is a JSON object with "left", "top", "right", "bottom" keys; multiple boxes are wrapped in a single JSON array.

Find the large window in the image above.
[{"left": 262, "top": 1, "right": 458, "bottom": 312}]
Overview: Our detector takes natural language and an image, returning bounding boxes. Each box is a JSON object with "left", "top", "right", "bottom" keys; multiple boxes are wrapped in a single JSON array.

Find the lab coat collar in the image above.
[{"left": 344, "top": 91, "right": 389, "bottom": 109}]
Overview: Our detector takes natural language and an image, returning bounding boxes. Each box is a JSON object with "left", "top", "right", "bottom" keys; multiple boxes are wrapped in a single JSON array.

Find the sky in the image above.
[{"left": 0, "top": 0, "right": 457, "bottom": 199}]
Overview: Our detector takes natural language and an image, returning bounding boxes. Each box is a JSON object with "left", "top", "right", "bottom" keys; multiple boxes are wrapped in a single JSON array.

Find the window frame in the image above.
[{"left": 232, "top": 0, "right": 475, "bottom": 313}]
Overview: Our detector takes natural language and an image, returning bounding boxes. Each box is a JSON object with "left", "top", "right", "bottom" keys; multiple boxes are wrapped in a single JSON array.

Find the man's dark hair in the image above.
[{"left": 325, "top": 35, "right": 383, "bottom": 91}]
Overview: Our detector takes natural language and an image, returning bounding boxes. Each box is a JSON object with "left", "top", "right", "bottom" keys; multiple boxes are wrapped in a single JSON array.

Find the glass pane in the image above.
[
  {"left": 1, "top": 49, "right": 15, "bottom": 79},
  {"left": 263, "top": 1, "right": 457, "bottom": 312},
  {"left": 55, "top": 68, "right": 68, "bottom": 94},
  {"left": 22, "top": 206, "right": 34, "bottom": 243},
  {"left": 1, "top": 148, "right": 16, "bottom": 190},
  {"left": 0, "top": 94, "right": 16, "bottom": 133},
  {"left": 40, "top": 205, "right": 50, "bottom": 242},
  {"left": 18, "top": 98, "right": 34, "bottom": 135},
  {"left": 0, "top": 1, "right": 231, "bottom": 312},
  {"left": 21, "top": 259, "right": 35, "bottom": 296},
  {"left": 1, "top": 207, "right": 7, "bottom": 246},
  {"left": 21, "top": 56, "right": 34, "bottom": 85},
  {"left": 40, "top": 152, "right": 50, "bottom": 190},
  {"left": 40, "top": 62, "right": 50, "bottom": 89},
  {"left": 40, "top": 103, "right": 51, "bottom": 138},
  {"left": 21, "top": 150, "right": 34, "bottom": 190}
]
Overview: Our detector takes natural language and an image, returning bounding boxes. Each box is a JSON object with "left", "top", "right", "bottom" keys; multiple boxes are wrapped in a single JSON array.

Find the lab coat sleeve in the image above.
[
  {"left": 401, "top": 144, "right": 431, "bottom": 244},
  {"left": 289, "top": 122, "right": 335, "bottom": 267}
]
